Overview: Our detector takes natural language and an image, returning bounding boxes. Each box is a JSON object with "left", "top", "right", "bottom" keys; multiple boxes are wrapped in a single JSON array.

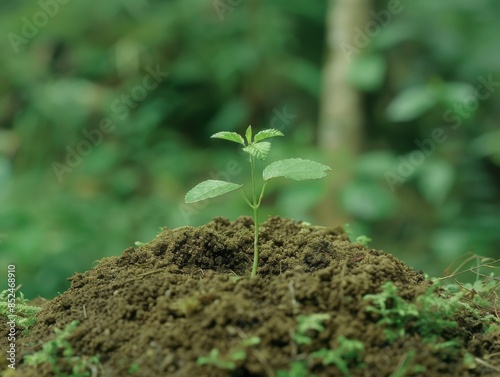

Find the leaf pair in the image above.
[
  {"left": 185, "top": 127, "right": 331, "bottom": 204},
  {"left": 185, "top": 157, "right": 331, "bottom": 203},
  {"left": 211, "top": 127, "right": 284, "bottom": 145},
  {"left": 212, "top": 126, "right": 283, "bottom": 161}
]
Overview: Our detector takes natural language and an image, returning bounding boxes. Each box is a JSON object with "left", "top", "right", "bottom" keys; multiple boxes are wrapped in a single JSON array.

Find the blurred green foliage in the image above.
[
  {"left": 343, "top": 0, "right": 500, "bottom": 271},
  {"left": 0, "top": 0, "right": 498, "bottom": 298}
]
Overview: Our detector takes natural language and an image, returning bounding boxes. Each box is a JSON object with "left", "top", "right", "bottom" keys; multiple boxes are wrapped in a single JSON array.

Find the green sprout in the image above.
[
  {"left": 185, "top": 126, "right": 331, "bottom": 277},
  {"left": 292, "top": 313, "right": 331, "bottom": 345},
  {"left": 309, "top": 336, "right": 365, "bottom": 377},
  {"left": 0, "top": 289, "right": 41, "bottom": 334},
  {"left": 196, "top": 335, "right": 261, "bottom": 371},
  {"left": 364, "top": 282, "right": 419, "bottom": 342},
  {"left": 196, "top": 348, "right": 246, "bottom": 370},
  {"left": 277, "top": 361, "right": 313, "bottom": 377},
  {"left": 24, "top": 320, "right": 99, "bottom": 377}
]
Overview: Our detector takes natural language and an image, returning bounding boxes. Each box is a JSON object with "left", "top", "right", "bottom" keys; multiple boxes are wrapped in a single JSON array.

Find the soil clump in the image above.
[{"left": 6, "top": 216, "right": 499, "bottom": 376}]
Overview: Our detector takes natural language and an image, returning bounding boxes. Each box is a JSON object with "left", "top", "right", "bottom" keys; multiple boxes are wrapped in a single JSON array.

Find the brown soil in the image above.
[{"left": 3, "top": 216, "right": 500, "bottom": 376}]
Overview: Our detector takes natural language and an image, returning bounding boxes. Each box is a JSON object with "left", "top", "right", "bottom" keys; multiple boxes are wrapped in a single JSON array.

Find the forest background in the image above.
[{"left": 0, "top": 0, "right": 499, "bottom": 298}]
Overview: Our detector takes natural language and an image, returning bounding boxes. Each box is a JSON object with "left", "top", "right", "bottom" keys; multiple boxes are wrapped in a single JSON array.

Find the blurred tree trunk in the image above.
[{"left": 316, "top": 0, "right": 372, "bottom": 227}]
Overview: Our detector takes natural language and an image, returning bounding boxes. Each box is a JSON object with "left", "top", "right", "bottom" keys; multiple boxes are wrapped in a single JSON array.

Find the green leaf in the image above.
[
  {"left": 296, "top": 313, "right": 330, "bottom": 334},
  {"left": 210, "top": 132, "right": 245, "bottom": 145},
  {"left": 229, "top": 350, "right": 246, "bottom": 361},
  {"left": 241, "top": 336, "right": 261, "bottom": 347},
  {"left": 254, "top": 129, "right": 284, "bottom": 142},
  {"left": 292, "top": 333, "right": 312, "bottom": 345},
  {"left": 263, "top": 158, "right": 331, "bottom": 181},
  {"left": 417, "top": 159, "right": 455, "bottom": 205},
  {"left": 348, "top": 53, "right": 386, "bottom": 92},
  {"left": 185, "top": 180, "right": 242, "bottom": 203},
  {"left": 245, "top": 125, "right": 253, "bottom": 144},
  {"left": 243, "top": 142, "right": 271, "bottom": 160},
  {"left": 386, "top": 85, "right": 439, "bottom": 122},
  {"left": 277, "top": 361, "right": 310, "bottom": 377},
  {"left": 340, "top": 181, "right": 396, "bottom": 221}
]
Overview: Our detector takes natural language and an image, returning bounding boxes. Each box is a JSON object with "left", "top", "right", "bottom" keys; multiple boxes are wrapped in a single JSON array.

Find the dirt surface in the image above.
[{"left": 5, "top": 216, "right": 500, "bottom": 376}]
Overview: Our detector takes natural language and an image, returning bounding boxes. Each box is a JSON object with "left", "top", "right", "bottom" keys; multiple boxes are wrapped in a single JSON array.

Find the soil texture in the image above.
[{"left": 4, "top": 216, "right": 500, "bottom": 376}]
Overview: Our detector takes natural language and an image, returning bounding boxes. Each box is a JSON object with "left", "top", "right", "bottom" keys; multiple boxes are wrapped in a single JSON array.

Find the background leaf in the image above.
[
  {"left": 417, "top": 159, "right": 455, "bottom": 205},
  {"left": 263, "top": 158, "right": 331, "bottom": 181},
  {"left": 340, "top": 180, "right": 396, "bottom": 221},
  {"left": 185, "top": 180, "right": 242, "bottom": 203},
  {"left": 2, "top": 0, "right": 499, "bottom": 298},
  {"left": 386, "top": 84, "right": 439, "bottom": 122},
  {"left": 348, "top": 54, "right": 386, "bottom": 92}
]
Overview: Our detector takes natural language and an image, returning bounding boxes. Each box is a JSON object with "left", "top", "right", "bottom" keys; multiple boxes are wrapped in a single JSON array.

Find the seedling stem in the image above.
[{"left": 185, "top": 126, "right": 331, "bottom": 277}]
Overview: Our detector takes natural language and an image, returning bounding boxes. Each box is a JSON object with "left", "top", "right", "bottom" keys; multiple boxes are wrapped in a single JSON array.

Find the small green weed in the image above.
[
  {"left": 364, "top": 262, "right": 500, "bottom": 373},
  {"left": 364, "top": 282, "right": 470, "bottom": 346},
  {"left": 292, "top": 313, "right": 330, "bottom": 345},
  {"left": 278, "top": 313, "right": 364, "bottom": 377},
  {"left": 127, "top": 362, "right": 141, "bottom": 374},
  {"left": 185, "top": 126, "right": 331, "bottom": 277},
  {"left": 354, "top": 235, "right": 372, "bottom": 247},
  {"left": 196, "top": 336, "right": 261, "bottom": 371},
  {"left": 309, "top": 336, "right": 365, "bottom": 377},
  {"left": 24, "top": 320, "right": 99, "bottom": 377},
  {"left": 414, "top": 285, "right": 459, "bottom": 338},
  {"left": 277, "top": 360, "right": 311, "bottom": 377},
  {"left": 436, "top": 254, "right": 500, "bottom": 330},
  {"left": 342, "top": 224, "right": 372, "bottom": 247},
  {"left": 364, "top": 282, "right": 419, "bottom": 342},
  {"left": 197, "top": 348, "right": 246, "bottom": 370},
  {"left": 364, "top": 281, "right": 464, "bottom": 343},
  {"left": 0, "top": 289, "right": 41, "bottom": 334}
]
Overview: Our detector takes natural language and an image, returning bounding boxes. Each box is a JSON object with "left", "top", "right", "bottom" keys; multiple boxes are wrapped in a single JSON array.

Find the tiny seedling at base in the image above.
[{"left": 185, "top": 126, "right": 331, "bottom": 277}]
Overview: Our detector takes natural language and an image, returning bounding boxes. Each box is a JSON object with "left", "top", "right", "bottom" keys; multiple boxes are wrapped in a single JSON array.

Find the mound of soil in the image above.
[{"left": 6, "top": 216, "right": 500, "bottom": 376}]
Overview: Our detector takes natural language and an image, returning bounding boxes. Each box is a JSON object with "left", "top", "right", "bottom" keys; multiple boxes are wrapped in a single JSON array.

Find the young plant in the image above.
[
  {"left": 292, "top": 313, "right": 331, "bottom": 345},
  {"left": 309, "top": 336, "right": 365, "bottom": 377},
  {"left": 0, "top": 289, "right": 41, "bottom": 334},
  {"left": 185, "top": 126, "right": 331, "bottom": 277},
  {"left": 196, "top": 348, "right": 245, "bottom": 370},
  {"left": 279, "top": 317, "right": 363, "bottom": 377},
  {"left": 196, "top": 336, "right": 260, "bottom": 371},
  {"left": 364, "top": 282, "right": 461, "bottom": 344},
  {"left": 277, "top": 361, "right": 313, "bottom": 377},
  {"left": 24, "top": 320, "right": 99, "bottom": 377},
  {"left": 363, "top": 282, "right": 419, "bottom": 342}
]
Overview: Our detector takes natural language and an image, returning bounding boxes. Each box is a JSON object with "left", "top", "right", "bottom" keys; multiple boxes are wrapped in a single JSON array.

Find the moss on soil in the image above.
[{"left": 2, "top": 216, "right": 499, "bottom": 376}]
